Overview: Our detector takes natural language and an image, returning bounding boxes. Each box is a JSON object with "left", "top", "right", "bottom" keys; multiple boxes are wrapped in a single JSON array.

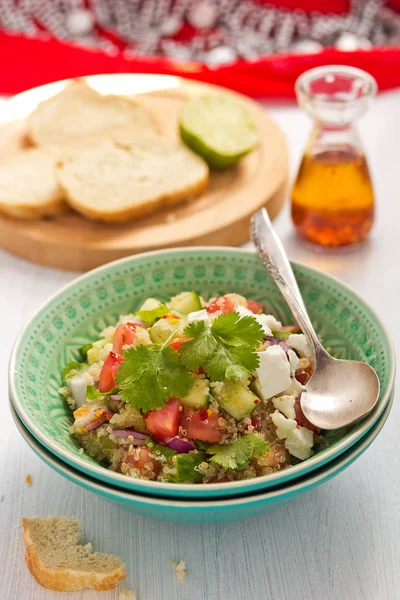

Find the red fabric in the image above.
[
  {"left": 253, "top": 0, "right": 350, "bottom": 12},
  {"left": 1, "top": 30, "right": 400, "bottom": 99}
]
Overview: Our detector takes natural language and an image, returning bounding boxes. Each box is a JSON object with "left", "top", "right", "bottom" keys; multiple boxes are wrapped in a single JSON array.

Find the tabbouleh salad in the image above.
[{"left": 60, "top": 291, "right": 321, "bottom": 484}]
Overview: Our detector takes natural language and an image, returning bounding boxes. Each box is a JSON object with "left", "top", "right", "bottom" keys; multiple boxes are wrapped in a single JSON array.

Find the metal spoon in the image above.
[{"left": 251, "top": 208, "right": 380, "bottom": 430}]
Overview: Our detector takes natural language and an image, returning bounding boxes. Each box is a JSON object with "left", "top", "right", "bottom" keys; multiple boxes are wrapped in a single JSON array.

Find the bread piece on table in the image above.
[
  {"left": 0, "top": 149, "right": 65, "bottom": 219},
  {"left": 56, "top": 137, "right": 209, "bottom": 223},
  {"left": 22, "top": 517, "right": 126, "bottom": 592},
  {"left": 27, "top": 80, "right": 159, "bottom": 146}
]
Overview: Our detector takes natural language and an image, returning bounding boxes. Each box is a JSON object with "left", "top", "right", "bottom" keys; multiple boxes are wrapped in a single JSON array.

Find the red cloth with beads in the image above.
[{"left": 0, "top": 0, "right": 399, "bottom": 98}]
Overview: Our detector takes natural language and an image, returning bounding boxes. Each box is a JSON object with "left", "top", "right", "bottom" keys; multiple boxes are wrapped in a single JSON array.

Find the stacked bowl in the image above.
[{"left": 9, "top": 248, "right": 395, "bottom": 523}]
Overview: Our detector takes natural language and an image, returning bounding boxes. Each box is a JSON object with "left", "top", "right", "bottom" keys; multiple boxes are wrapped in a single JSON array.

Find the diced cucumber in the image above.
[
  {"left": 251, "top": 376, "right": 263, "bottom": 400},
  {"left": 181, "top": 375, "right": 210, "bottom": 409},
  {"left": 138, "top": 298, "right": 162, "bottom": 311},
  {"left": 149, "top": 314, "right": 182, "bottom": 344},
  {"left": 173, "top": 452, "right": 206, "bottom": 483},
  {"left": 169, "top": 291, "right": 202, "bottom": 315},
  {"left": 272, "top": 330, "right": 291, "bottom": 340},
  {"left": 136, "top": 298, "right": 169, "bottom": 325},
  {"left": 146, "top": 438, "right": 177, "bottom": 460},
  {"left": 212, "top": 380, "right": 259, "bottom": 421}
]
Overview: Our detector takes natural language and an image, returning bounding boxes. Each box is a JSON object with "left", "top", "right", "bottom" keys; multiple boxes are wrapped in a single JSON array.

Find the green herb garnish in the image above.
[
  {"left": 116, "top": 343, "right": 193, "bottom": 412},
  {"left": 180, "top": 312, "right": 264, "bottom": 381},
  {"left": 86, "top": 385, "right": 104, "bottom": 400},
  {"left": 207, "top": 435, "right": 269, "bottom": 470},
  {"left": 62, "top": 361, "right": 86, "bottom": 382},
  {"left": 79, "top": 343, "right": 93, "bottom": 360}
]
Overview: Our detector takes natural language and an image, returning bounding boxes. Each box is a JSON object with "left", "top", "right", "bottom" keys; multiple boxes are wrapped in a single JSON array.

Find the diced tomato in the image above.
[
  {"left": 294, "top": 398, "right": 321, "bottom": 434},
  {"left": 113, "top": 322, "right": 141, "bottom": 354},
  {"left": 206, "top": 295, "right": 236, "bottom": 314},
  {"left": 295, "top": 363, "right": 313, "bottom": 386},
  {"left": 169, "top": 338, "right": 185, "bottom": 351},
  {"left": 208, "top": 475, "right": 231, "bottom": 483},
  {"left": 281, "top": 325, "right": 301, "bottom": 333},
  {"left": 145, "top": 398, "right": 181, "bottom": 439},
  {"left": 99, "top": 351, "right": 124, "bottom": 393},
  {"left": 180, "top": 409, "right": 221, "bottom": 443},
  {"left": 246, "top": 299, "right": 264, "bottom": 314},
  {"left": 124, "top": 447, "right": 161, "bottom": 474}
]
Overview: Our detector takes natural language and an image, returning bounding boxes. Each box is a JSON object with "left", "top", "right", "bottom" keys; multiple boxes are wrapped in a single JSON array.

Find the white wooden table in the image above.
[{"left": 1, "top": 91, "right": 399, "bottom": 600}]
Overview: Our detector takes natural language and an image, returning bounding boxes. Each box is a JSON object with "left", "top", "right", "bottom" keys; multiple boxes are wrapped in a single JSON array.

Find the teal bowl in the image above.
[
  {"left": 11, "top": 395, "right": 393, "bottom": 523},
  {"left": 9, "top": 248, "right": 395, "bottom": 499}
]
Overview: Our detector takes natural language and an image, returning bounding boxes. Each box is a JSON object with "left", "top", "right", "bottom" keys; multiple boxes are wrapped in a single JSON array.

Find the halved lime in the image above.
[{"left": 179, "top": 95, "right": 260, "bottom": 169}]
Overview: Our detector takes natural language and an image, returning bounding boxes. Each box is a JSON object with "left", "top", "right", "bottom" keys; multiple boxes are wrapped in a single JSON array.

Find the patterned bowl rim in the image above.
[
  {"left": 9, "top": 246, "right": 396, "bottom": 495},
  {"left": 11, "top": 392, "right": 393, "bottom": 506}
]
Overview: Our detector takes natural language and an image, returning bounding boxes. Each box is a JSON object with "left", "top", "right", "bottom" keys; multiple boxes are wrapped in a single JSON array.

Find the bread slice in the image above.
[
  {"left": 22, "top": 517, "right": 126, "bottom": 591},
  {"left": 56, "top": 137, "right": 209, "bottom": 223},
  {"left": 28, "top": 80, "right": 159, "bottom": 146},
  {"left": 0, "top": 149, "right": 65, "bottom": 219}
]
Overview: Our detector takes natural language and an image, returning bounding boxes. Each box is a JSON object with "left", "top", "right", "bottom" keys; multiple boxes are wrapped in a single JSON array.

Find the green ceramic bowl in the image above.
[
  {"left": 9, "top": 248, "right": 395, "bottom": 499},
  {"left": 11, "top": 395, "right": 393, "bottom": 523}
]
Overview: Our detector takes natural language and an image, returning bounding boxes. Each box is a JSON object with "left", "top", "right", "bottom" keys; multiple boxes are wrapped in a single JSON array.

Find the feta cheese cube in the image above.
[
  {"left": 288, "top": 349, "right": 300, "bottom": 377},
  {"left": 255, "top": 345, "right": 291, "bottom": 400},
  {"left": 284, "top": 377, "right": 306, "bottom": 395},
  {"left": 235, "top": 306, "right": 253, "bottom": 318},
  {"left": 271, "top": 410, "right": 297, "bottom": 439},
  {"left": 259, "top": 314, "right": 282, "bottom": 331},
  {"left": 272, "top": 393, "right": 296, "bottom": 420},
  {"left": 188, "top": 309, "right": 210, "bottom": 326},
  {"left": 285, "top": 427, "right": 314, "bottom": 460},
  {"left": 287, "top": 334, "right": 312, "bottom": 358},
  {"left": 70, "top": 376, "right": 88, "bottom": 408}
]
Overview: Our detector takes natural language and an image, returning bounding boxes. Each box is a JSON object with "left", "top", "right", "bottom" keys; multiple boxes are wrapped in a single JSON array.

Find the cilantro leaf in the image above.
[
  {"left": 180, "top": 312, "right": 263, "bottom": 381},
  {"left": 212, "top": 313, "right": 264, "bottom": 347},
  {"left": 115, "top": 344, "right": 193, "bottom": 413},
  {"left": 251, "top": 435, "right": 270, "bottom": 457},
  {"left": 86, "top": 385, "right": 104, "bottom": 400},
  {"left": 79, "top": 343, "right": 93, "bottom": 360},
  {"left": 136, "top": 304, "right": 169, "bottom": 325},
  {"left": 207, "top": 435, "right": 270, "bottom": 470},
  {"left": 62, "top": 361, "right": 86, "bottom": 382},
  {"left": 204, "top": 343, "right": 259, "bottom": 381},
  {"left": 179, "top": 321, "right": 216, "bottom": 370}
]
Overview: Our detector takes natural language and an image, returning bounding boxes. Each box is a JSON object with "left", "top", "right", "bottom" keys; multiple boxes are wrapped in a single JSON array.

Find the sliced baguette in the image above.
[
  {"left": 28, "top": 80, "right": 159, "bottom": 146},
  {"left": 56, "top": 137, "right": 209, "bottom": 223},
  {"left": 0, "top": 149, "right": 65, "bottom": 219},
  {"left": 22, "top": 517, "right": 126, "bottom": 592}
]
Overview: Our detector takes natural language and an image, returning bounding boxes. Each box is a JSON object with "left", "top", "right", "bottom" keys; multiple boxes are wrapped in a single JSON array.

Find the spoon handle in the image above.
[{"left": 251, "top": 208, "right": 325, "bottom": 355}]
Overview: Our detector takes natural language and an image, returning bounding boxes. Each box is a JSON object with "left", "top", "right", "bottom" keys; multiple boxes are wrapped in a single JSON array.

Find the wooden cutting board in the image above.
[{"left": 0, "top": 74, "right": 288, "bottom": 271}]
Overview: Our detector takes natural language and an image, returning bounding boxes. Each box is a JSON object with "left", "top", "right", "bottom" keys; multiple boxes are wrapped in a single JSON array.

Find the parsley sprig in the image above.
[{"left": 180, "top": 312, "right": 263, "bottom": 381}]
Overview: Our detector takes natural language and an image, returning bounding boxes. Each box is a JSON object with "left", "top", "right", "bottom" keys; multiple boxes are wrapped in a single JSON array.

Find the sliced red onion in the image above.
[
  {"left": 85, "top": 416, "right": 108, "bottom": 432},
  {"left": 166, "top": 437, "right": 196, "bottom": 453},
  {"left": 109, "top": 394, "right": 121, "bottom": 401},
  {"left": 111, "top": 428, "right": 147, "bottom": 440},
  {"left": 265, "top": 336, "right": 291, "bottom": 355}
]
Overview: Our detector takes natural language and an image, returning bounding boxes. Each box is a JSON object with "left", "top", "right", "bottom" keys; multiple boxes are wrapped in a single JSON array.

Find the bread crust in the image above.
[
  {"left": 22, "top": 518, "right": 127, "bottom": 592},
  {"left": 0, "top": 149, "right": 66, "bottom": 220},
  {"left": 27, "top": 80, "right": 159, "bottom": 146},
  {"left": 56, "top": 138, "right": 209, "bottom": 223}
]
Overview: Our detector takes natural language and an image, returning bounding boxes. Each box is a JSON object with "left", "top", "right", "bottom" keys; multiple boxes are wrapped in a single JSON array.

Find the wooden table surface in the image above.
[{"left": 1, "top": 91, "right": 399, "bottom": 600}]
